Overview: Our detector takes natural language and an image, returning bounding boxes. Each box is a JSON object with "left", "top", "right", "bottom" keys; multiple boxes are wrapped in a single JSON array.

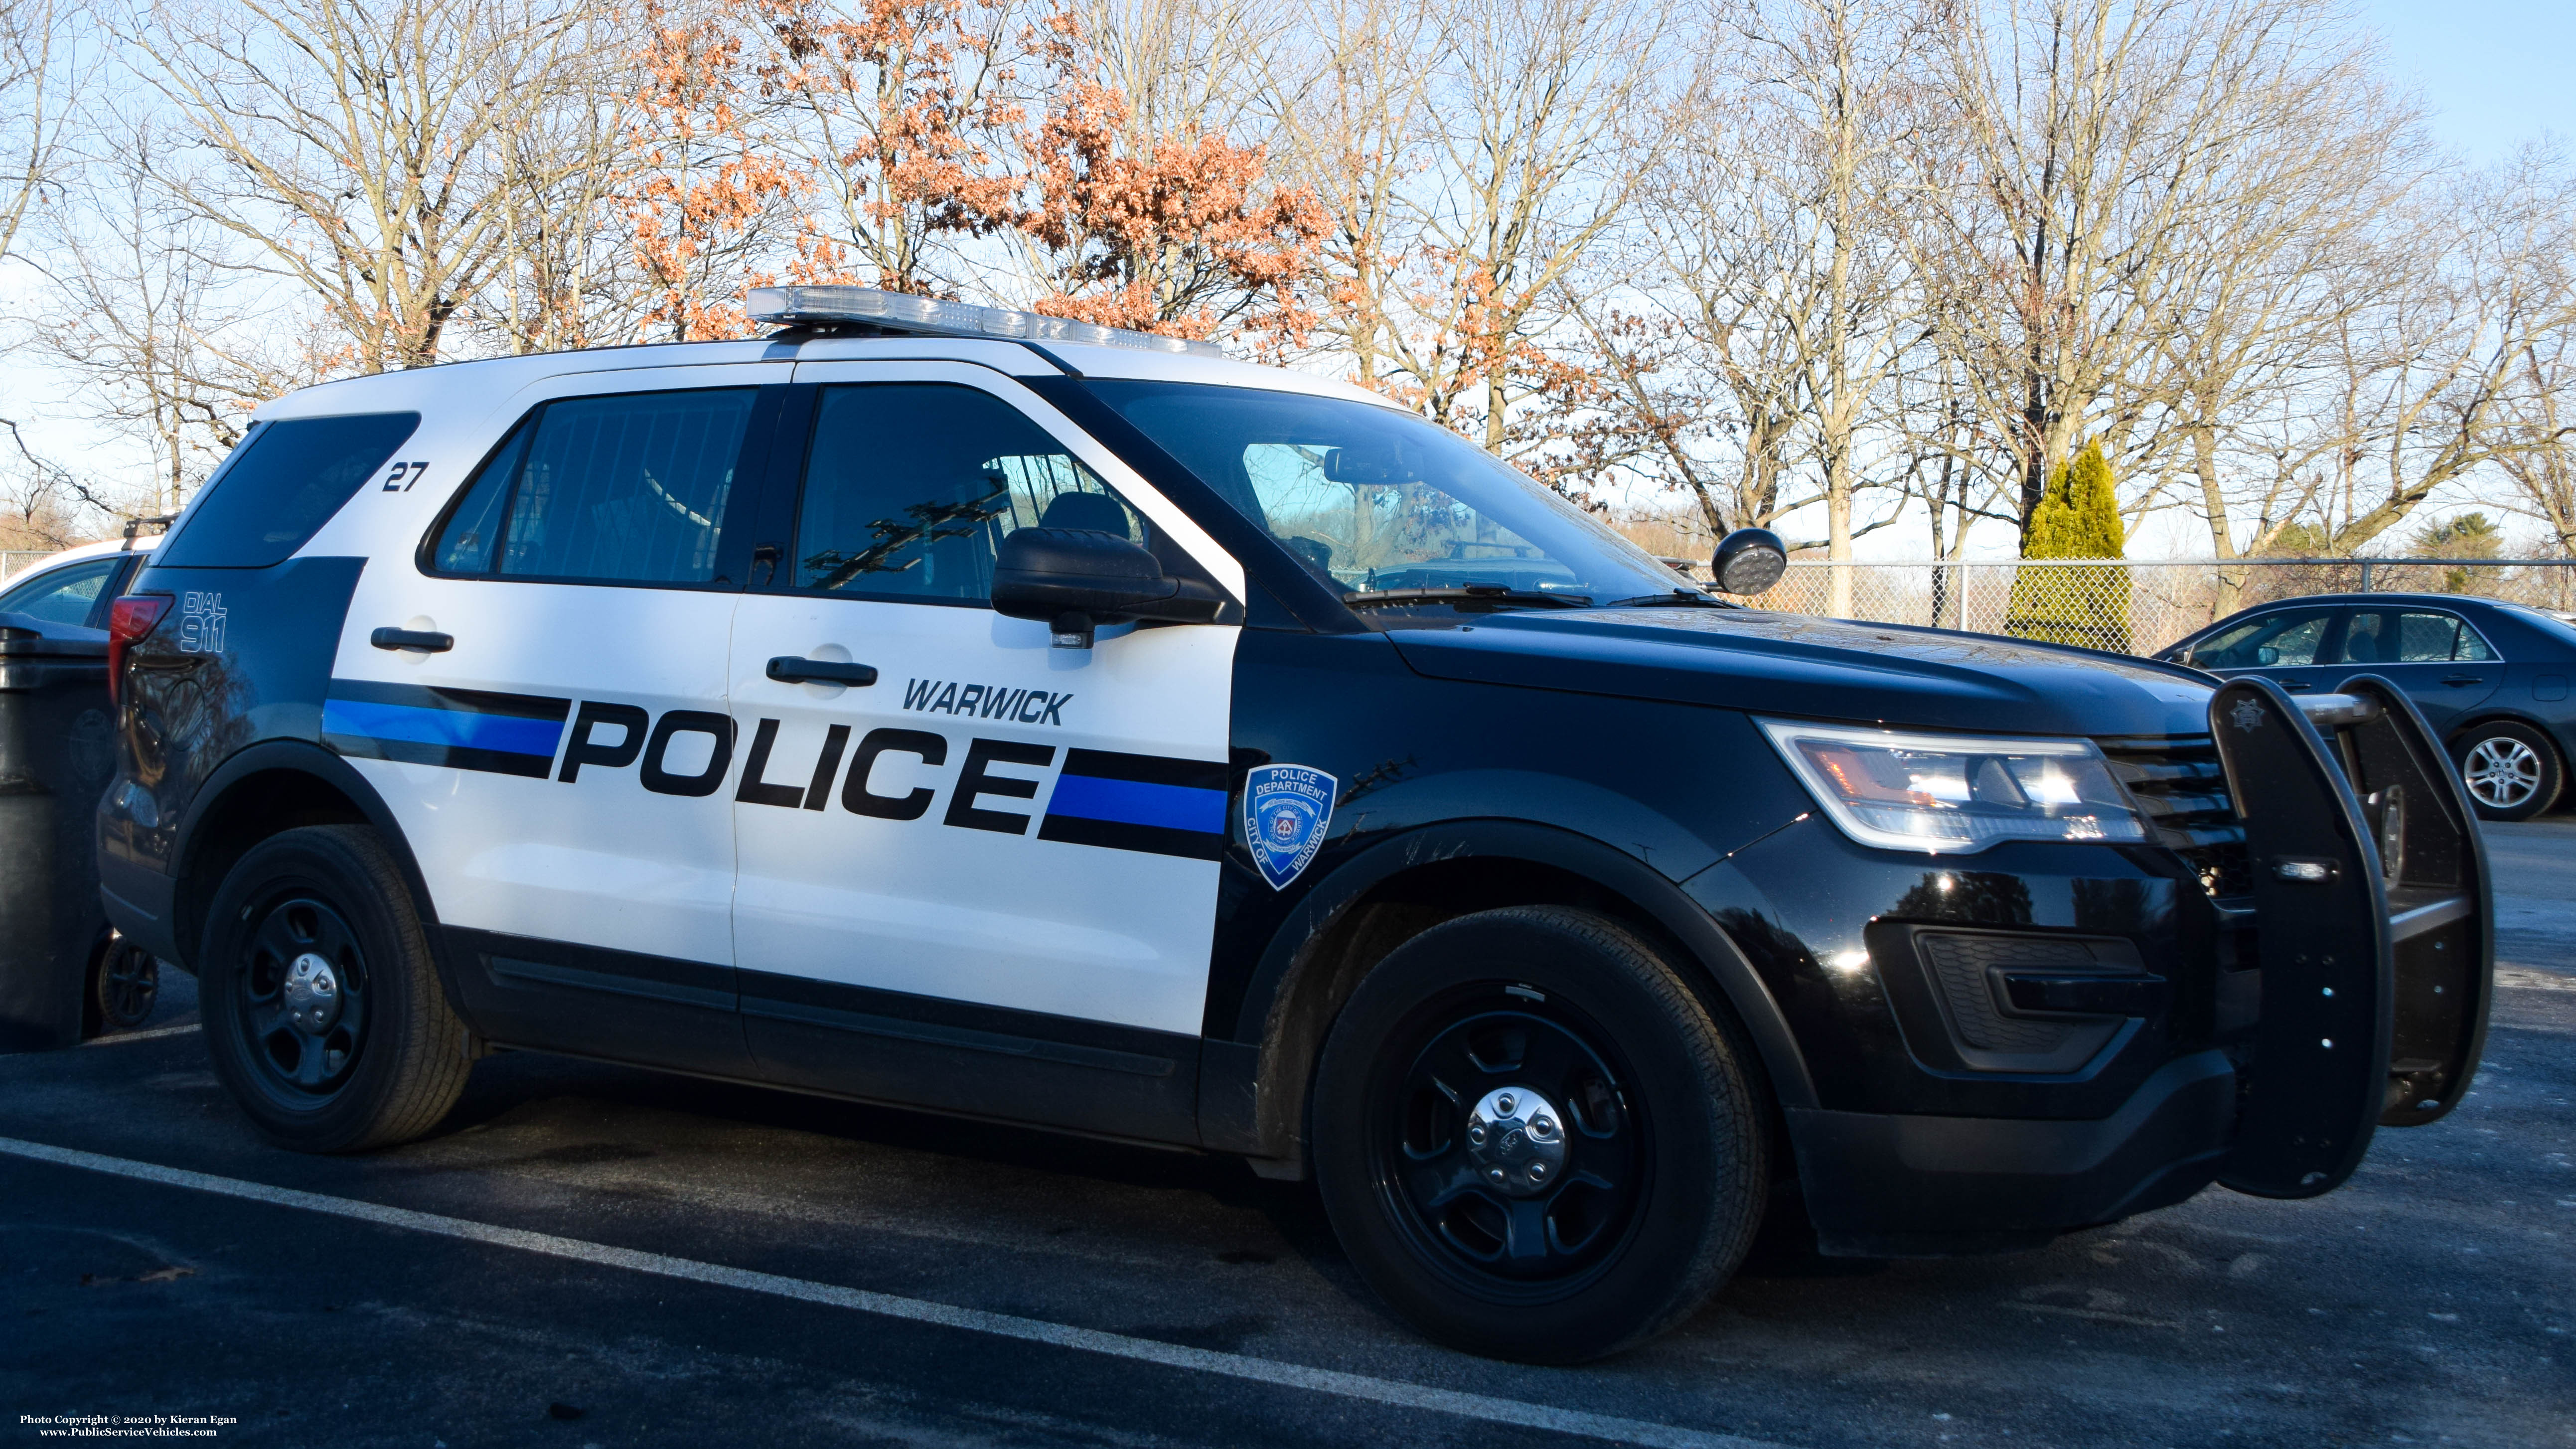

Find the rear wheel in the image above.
[
  {"left": 2450, "top": 720, "right": 2563, "bottom": 822},
  {"left": 199, "top": 825, "right": 471, "bottom": 1152},
  {"left": 1311, "top": 907, "right": 1768, "bottom": 1363},
  {"left": 83, "top": 933, "right": 160, "bottom": 1037}
]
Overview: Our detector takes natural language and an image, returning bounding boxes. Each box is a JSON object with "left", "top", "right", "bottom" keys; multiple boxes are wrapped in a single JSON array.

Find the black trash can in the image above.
[{"left": 0, "top": 609, "right": 117, "bottom": 1050}]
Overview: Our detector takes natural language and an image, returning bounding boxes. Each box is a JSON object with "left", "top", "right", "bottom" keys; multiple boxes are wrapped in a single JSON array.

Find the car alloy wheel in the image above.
[{"left": 2462, "top": 735, "right": 2542, "bottom": 811}]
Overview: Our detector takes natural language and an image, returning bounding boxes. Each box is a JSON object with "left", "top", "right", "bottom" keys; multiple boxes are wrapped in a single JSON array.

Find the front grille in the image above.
[{"left": 2099, "top": 736, "right": 2250, "bottom": 900}]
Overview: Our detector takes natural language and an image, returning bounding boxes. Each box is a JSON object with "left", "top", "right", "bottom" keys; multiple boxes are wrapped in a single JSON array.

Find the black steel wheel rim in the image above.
[
  {"left": 97, "top": 942, "right": 158, "bottom": 1030},
  {"left": 1368, "top": 991, "right": 1649, "bottom": 1300},
  {"left": 232, "top": 892, "right": 370, "bottom": 1100}
]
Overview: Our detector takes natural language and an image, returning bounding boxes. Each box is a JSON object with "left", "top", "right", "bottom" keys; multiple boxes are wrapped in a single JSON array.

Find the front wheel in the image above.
[
  {"left": 2451, "top": 720, "right": 2563, "bottom": 822},
  {"left": 198, "top": 825, "right": 471, "bottom": 1152},
  {"left": 1311, "top": 907, "right": 1769, "bottom": 1363}
]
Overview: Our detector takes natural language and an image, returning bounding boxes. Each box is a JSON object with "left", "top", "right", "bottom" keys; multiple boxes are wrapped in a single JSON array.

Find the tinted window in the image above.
[
  {"left": 2188, "top": 607, "right": 2334, "bottom": 668},
  {"left": 158, "top": 413, "right": 419, "bottom": 568},
  {"left": 432, "top": 389, "right": 755, "bottom": 584},
  {"left": 2338, "top": 609, "right": 2496, "bottom": 664},
  {"left": 0, "top": 557, "right": 120, "bottom": 626},
  {"left": 792, "top": 384, "right": 1133, "bottom": 602}
]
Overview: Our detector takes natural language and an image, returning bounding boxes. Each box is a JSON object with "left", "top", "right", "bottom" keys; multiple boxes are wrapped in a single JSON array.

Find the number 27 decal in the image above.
[{"left": 382, "top": 460, "right": 431, "bottom": 492}]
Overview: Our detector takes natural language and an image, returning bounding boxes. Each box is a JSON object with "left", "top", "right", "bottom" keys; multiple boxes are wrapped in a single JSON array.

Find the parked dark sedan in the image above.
[{"left": 2160, "top": 592, "right": 2576, "bottom": 820}]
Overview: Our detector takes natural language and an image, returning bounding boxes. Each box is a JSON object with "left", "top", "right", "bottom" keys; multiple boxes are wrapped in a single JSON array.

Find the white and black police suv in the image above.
[{"left": 98, "top": 287, "right": 2494, "bottom": 1362}]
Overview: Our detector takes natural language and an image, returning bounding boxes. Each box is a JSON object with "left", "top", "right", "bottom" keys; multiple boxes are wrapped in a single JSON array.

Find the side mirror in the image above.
[
  {"left": 990, "top": 528, "right": 1225, "bottom": 649},
  {"left": 2255, "top": 645, "right": 2281, "bottom": 666},
  {"left": 1710, "top": 528, "right": 1788, "bottom": 595}
]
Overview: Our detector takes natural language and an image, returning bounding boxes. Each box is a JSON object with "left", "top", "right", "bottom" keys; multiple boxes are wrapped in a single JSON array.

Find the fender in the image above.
[
  {"left": 2439, "top": 704, "right": 2575, "bottom": 757},
  {"left": 1203, "top": 818, "right": 1817, "bottom": 1166},
  {"left": 164, "top": 739, "right": 470, "bottom": 1025}
]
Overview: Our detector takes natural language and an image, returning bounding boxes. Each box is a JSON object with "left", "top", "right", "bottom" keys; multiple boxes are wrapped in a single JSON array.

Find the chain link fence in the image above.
[
  {"left": 0, "top": 552, "right": 51, "bottom": 583},
  {"left": 1716, "top": 558, "right": 2576, "bottom": 656}
]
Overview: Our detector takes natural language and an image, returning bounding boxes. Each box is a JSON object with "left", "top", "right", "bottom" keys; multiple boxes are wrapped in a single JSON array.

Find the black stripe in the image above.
[
  {"left": 1036, "top": 812, "right": 1223, "bottom": 860},
  {"left": 488, "top": 955, "right": 734, "bottom": 1011},
  {"left": 735, "top": 969, "right": 1183, "bottom": 1078},
  {"left": 1057, "top": 747, "right": 1227, "bottom": 790},
  {"left": 328, "top": 677, "right": 573, "bottom": 721},
  {"left": 324, "top": 732, "right": 555, "bottom": 778}
]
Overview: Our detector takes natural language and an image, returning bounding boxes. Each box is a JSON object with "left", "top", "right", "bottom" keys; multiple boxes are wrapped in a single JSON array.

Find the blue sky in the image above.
[{"left": 2363, "top": 0, "right": 2576, "bottom": 159}]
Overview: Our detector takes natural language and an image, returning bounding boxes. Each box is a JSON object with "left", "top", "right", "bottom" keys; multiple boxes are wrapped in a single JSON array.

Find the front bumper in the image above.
[
  {"left": 1788, "top": 1049, "right": 2235, "bottom": 1255},
  {"left": 1720, "top": 674, "right": 2493, "bottom": 1253}
]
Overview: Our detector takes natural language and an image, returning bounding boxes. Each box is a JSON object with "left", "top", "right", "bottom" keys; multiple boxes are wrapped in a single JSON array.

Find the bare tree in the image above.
[
  {"left": 0, "top": 0, "right": 75, "bottom": 271},
  {"left": 124, "top": 0, "right": 619, "bottom": 370},
  {"left": 1663, "top": 0, "right": 1926, "bottom": 608},
  {"left": 1372, "top": 0, "right": 1675, "bottom": 457},
  {"left": 2311, "top": 151, "right": 2576, "bottom": 552},
  {"left": 1261, "top": 0, "right": 1435, "bottom": 379},
  {"left": 2118, "top": 4, "right": 2416, "bottom": 606},
  {"left": 1909, "top": 0, "right": 2357, "bottom": 544}
]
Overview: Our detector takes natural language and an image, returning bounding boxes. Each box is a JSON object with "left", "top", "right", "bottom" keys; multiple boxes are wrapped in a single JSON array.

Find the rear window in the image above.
[{"left": 158, "top": 413, "right": 419, "bottom": 568}]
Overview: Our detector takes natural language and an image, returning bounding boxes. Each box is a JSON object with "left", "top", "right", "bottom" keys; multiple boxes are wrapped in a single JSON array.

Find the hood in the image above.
[{"left": 1386, "top": 608, "right": 2216, "bottom": 739}]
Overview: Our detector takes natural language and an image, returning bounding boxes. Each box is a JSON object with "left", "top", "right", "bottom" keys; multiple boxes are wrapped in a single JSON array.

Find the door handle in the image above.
[
  {"left": 2441, "top": 674, "right": 2484, "bottom": 686},
  {"left": 766, "top": 656, "right": 878, "bottom": 686},
  {"left": 2279, "top": 679, "right": 2313, "bottom": 692},
  {"left": 370, "top": 627, "right": 454, "bottom": 653}
]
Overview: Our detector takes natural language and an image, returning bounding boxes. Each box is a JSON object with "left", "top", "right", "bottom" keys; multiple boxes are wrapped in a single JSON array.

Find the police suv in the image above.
[{"left": 98, "top": 288, "right": 2494, "bottom": 1362}]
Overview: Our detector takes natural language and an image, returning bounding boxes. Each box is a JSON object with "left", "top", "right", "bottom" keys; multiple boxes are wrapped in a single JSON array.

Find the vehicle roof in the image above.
[
  {"left": 249, "top": 333, "right": 1404, "bottom": 424},
  {"left": 7, "top": 537, "right": 152, "bottom": 575}
]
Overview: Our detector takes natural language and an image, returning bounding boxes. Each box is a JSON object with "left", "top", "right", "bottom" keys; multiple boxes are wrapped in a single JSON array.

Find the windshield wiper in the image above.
[
  {"left": 1600, "top": 590, "right": 1737, "bottom": 609},
  {"left": 1339, "top": 585, "right": 1595, "bottom": 611}
]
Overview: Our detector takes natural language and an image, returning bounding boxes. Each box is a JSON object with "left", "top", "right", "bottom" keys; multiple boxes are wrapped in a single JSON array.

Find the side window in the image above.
[
  {"left": 431, "top": 389, "right": 757, "bottom": 585},
  {"left": 2338, "top": 609, "right": 2497, "bottom": 664},
  {"left": 0, "top": 558, "right": 121, "bottom": 627},
  {"left": 791, "top": 383, "right": 1137, "bottom": 602},
  {"left": 158, "top": 413, "right": 419, "bottom": 568},
  {"left": 2189, "top": 608, "right": 2334, "bottom": 669}
]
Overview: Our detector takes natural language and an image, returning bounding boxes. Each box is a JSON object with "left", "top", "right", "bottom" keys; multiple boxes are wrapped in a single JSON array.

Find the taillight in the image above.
[{"left": 107, "top": 593, "right": 172, "bottom": 707}]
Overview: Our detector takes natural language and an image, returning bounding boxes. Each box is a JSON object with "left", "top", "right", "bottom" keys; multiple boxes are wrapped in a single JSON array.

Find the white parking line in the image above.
[
  {"left": 80, "top": 1023, "right": 202, "bottom": 1047},
  {"left": 0, "top": 1136, "right": 1781, "bottom": 1449}
]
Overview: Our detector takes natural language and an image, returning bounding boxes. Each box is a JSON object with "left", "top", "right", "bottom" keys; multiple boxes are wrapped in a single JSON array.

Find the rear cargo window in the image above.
[{"left": 157, "top": 413, "right": 420, "bottom": 568}]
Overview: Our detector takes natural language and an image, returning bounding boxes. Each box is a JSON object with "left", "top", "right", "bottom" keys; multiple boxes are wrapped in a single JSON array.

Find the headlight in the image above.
[{"left": 1756, "top": 718, "right": 2148, "bottom": 854}]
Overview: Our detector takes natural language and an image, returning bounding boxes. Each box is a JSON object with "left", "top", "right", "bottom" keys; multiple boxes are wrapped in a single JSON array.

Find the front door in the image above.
[
  {"left": 724, "top": 361, "right": 1243, "bottom": 1138},
  {"left": 2328, "top": 605, "right": 2503, "bottom": 733},
  {"left": 328, "top": 365, "right": 782, "bottom": 1069},
  {"left": 2183, "top": 604, "right": 2344, "bottom": 695}
]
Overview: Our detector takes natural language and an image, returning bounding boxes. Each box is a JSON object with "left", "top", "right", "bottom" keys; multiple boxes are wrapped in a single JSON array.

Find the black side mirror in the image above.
[
  {"left": 1711, "top": 528, "right": 1788, "bottom": 595},
  {"left": 991, "top": 528, "right": 1226, "bottom": 649}
]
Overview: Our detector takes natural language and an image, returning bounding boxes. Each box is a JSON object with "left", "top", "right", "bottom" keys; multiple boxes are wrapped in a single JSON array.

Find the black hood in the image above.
[{"left": 1386, "top": 608, "right": 2216, "bottom": 738}]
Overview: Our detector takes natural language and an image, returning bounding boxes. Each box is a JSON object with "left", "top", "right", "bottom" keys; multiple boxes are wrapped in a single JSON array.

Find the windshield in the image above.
[{"left": 1084, "top": 380, "right": 1699, "bottom": 615}]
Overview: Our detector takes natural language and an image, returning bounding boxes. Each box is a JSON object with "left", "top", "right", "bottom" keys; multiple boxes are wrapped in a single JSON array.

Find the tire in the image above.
[
  {"left": 2450, "top": 720, "right": 2564, "bottom": 822},
  {"left": 1310, "top": 906, "right": 1769, "bottom": 1363},
  {"left": 198, "top": 825, "right": 471, "bottom": 1152},
  {"left": 83, "top": 932, "right": 160, "bottom": 1038}
]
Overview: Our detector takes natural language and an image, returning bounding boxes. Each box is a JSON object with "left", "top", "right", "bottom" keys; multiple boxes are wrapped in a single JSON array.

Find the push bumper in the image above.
[
  {"left": 1779, "top": 673, "right": 2493, "bottom": 1254},
  {"left": 1788, "top": 1050, "right": 2237, "bottom": 1256}
]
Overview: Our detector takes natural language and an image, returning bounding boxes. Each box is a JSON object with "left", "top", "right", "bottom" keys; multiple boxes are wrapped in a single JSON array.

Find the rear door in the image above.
[
  {"left": 723, "top": 361, "right": 1242, "bottom": 1139},
  {"left": 2329, "top": 605, "right": 2502, "bottom": 732},
  {"left": 2181, "top": 604, "right": 2344, "bottom": 695},
  {"left": 328, "top": 365, "right": 786, "bottom": 1071}
]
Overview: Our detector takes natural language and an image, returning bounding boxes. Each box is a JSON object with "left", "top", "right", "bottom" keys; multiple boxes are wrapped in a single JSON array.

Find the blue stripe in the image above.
[
  {"left": 1046, "top": 775, "right": 1227, "bottom": 834},
  {"left": 322, "top": 698, "right": 565, "bottom": 758}
]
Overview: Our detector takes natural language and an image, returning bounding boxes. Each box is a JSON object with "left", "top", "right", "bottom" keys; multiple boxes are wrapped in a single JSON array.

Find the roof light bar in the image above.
[{"left": 746, "top": 286, "right": 1225, "bottom": 358}]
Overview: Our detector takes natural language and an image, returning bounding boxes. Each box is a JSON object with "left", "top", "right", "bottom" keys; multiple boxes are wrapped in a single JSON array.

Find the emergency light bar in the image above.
[{"left": 746, "top": 286, "right": 1225, "bottom": 358}]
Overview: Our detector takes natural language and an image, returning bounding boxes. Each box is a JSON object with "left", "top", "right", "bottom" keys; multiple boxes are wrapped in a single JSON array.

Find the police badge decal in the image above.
[{"left": 1243, "top": 764, "right": 1338, "bottom": 890}]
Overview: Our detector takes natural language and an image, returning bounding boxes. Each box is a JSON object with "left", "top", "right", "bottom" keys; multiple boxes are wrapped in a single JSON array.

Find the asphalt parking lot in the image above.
[{"left": 5, "top": 830, "right": 2571, "bottom": 1449}]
